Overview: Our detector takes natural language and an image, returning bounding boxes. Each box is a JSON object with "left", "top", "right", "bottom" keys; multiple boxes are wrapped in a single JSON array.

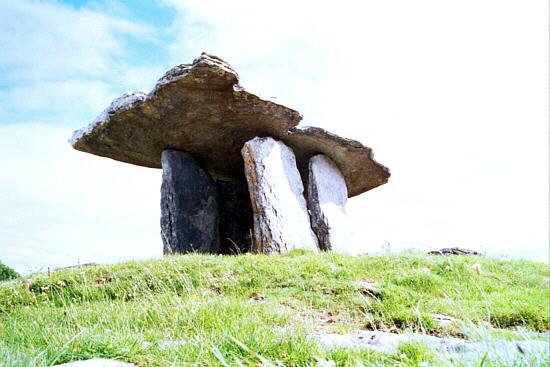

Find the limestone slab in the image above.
[
  {"left": 285, "top": 127, "right": 389, "bottom": 197},
  {"left": 241, "top": 137, "right": 318, "bottom": 253},
  {"left": 161, "top": 149, "right": 219, "bottom": 254},
  {"left": 70, "top": 53, "right": 301, "bottom": 182},
  {"left": 69, "top": 53, "right": 390, "bottom": 197},
  {"left": 307, "top": 154, "right": 356, "bottom": 253}
]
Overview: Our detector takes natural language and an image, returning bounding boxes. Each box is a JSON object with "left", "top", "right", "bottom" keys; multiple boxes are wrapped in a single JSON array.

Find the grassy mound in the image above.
[
  {"left": 0, "top": 251, "right": 548, "bottom": 366},
  {"left": 0, "top": 261, "right": 19, "bottom": 281}
]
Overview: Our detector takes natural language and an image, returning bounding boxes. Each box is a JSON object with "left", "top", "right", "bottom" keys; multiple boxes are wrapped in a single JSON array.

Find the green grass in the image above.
[{"left": 0, "top": 251, "right": 548, "bottom": 366}]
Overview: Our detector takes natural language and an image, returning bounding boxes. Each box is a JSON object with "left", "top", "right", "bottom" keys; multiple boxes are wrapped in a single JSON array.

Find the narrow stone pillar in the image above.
[
  {"left": 242, "top": 137, "right": 319, "bottom": 253},
  {"left": 307, "top": 154, "right": 355, "bottom": 253},
  {"left": 217, "top": 179, "right": 254, "bottom": 254},
  {"left": 161, "top": 149, "right": 220, "bottom": 254}
]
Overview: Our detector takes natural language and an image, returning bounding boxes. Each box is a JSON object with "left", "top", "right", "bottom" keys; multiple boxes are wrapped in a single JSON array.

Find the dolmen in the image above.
[{"left": 69, "top": 53, "right": 390, "bottom": 255}]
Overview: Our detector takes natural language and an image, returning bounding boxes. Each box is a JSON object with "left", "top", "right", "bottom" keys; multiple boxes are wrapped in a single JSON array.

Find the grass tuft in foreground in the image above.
[{"left": 0, "top": 251, "right": 548, "bottom": 366}]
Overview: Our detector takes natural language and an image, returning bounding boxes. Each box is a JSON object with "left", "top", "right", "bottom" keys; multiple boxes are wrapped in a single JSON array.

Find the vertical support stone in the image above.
[
  {"left": 307, "top": 154, "right": 355, "bottom": 253},
  {"left": 217, "top": 179, "right": 254, "bottom": 254},
  {"left": 161, "top": 149, "right": 220, "bottom": 254},
  {"left": 241, "top": 137, "right": 319, "bottom": 253}
]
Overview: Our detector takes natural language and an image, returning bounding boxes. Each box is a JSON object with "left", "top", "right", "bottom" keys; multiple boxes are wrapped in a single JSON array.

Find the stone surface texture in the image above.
[
  {"left": 428, "top": 247, "right": 482, "bottom": 256},
  {"left": 314, "top": 331, "right": 549, "bottom": 362},
  {"left": 217, "top": 179, "right": 254, "bottom": 253},
  {"left": 241, "top": 137, "right": 318, "bottom": 253},
  {"left": 315, "top": 331, "right": 468, "bottom": 354},
  {"left": 55, "top": 359, "right": 136, "bottom": 367},
  {"left": 285, "top": 127, "right": 389, "bottom": 197},
  {"left": 160, "top": 150, "right": 219, "bottom": 254},
  {"left": 429, "top": 313, "right": 458, "bottom": 326},
  {"left": 307, "top": 154, "right": 355, "bottom": 253},
  {"left": 69, "top": 53, "right": 390, "bottom": 197}
]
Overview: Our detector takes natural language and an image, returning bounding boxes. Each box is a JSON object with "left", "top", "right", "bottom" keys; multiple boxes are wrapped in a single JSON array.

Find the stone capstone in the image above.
[
  {"left": 69, "top": 53, "right": 390, "bottom": 198},
  {"left": 160, "top": 149, "right": 219, "bottom": 254},
  {"left": 241, "top": 137, "right": 319, "bottom": 253},
  {"left": 70, "top": 53, "right": 301, "bottom": 181},
  {"left": 217, "top": 178, "right": 254, "bottom": 254},
  {"left": 286, "top": 127, "right": 389, "bottom": 197},
  {"left": 307, "top": 154, "right": 355, "bottom": 253}
]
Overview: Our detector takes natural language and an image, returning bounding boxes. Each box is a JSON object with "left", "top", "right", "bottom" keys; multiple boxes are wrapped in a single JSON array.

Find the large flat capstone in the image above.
[
  {"left": 69, "top": 53, "right": 390, "bottom": 197},
  {"left": 307, "top": 154, "right": 355, "bottom": 253},
  {"left": 161, "top": 150, "right": 220, "bottom": 254},
  {"left": 242, "top": 137, "right": 319, "bottom": 253}
]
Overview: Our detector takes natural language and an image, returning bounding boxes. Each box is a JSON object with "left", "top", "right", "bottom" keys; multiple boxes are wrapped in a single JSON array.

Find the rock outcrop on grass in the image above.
[
  {"left": 428, "top": 247, "right": 482, "bottom": 256},
  {"left": 314, "top": 331, "right": 550, "bottom": 361},
  {"left": 69, "top": 53, "right": 390, "bottom": 255}
]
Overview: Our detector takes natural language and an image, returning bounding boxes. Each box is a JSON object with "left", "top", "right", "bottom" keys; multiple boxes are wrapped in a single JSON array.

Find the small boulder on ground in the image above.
[
  {"left": 428, "top": 247, "right": 482, "bottom": 256},
  {"left": 429, "top": 313, "right": 458, "bottom": 327},
  {"left": 354, "top": 280, "right": 382, "bottom": 299}
]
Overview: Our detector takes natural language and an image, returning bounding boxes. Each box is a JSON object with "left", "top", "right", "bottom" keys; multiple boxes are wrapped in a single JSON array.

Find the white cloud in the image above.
[
  {"left": 164, "top": 0, "right": 549, "bottom": 258},
  {"left": 0, "top": 0, "right": 161, "bottom": 123},
  {"left": 0, "top": 123, "right": 162, "bottom": 274},
  {"left": 0, "top": 0, "right": 547, "bottom": 273},
  {"left": 0, "top": 0, "right": 154, "bottom": 82}
]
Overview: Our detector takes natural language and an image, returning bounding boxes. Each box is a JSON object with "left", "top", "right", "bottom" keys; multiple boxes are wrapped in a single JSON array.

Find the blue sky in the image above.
[
  {"left": 0, "top": 0, "right": 548, "bottom": 274},
  {"left": 0, "top": 1, "right": 173, "bottom": 125}
]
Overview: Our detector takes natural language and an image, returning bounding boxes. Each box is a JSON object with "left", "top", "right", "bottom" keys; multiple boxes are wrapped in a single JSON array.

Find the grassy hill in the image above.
[{"left": 0, "top": 251, "right": 548, "bottom": 366}]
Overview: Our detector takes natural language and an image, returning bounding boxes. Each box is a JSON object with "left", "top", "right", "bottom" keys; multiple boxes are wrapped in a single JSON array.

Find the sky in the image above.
[{"left": 0, "top": 0, "right": 548, "bottom": 274}]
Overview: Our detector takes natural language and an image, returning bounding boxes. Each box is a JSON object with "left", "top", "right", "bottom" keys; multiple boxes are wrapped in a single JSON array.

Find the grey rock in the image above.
[
  {"left": 54, "top": 359, "right": 136, "bottom": 367},
  {"left": 428, "top": 247, "right": 482, "bottom": 256},
  {"left": 354, "top": 280, "right": 382, "bottom": 298},
  {"left": 314, "top": 331, "right": 468, "bottom": 354},
  {"left": 142, "top": 339, "right": 188, "bottom": 350},
  {"left": 0, "top": 280, "right": 18, "bottom": 288},
  {"left": 429, "top": 313, "right": 458, "bottom": 327},
  {"left": 217, "top": 178, "right": 254, "bottom": 254},
  {"left": 242, "top": 137, "right": 319, "bottom": 253},
  {"left": 314, "top": 331, "right": 550, "bottom": 362},
  {"left": 69, "top": 53, "right": 390, "bottom": 198},
  {"left": 70, "top": 53, "right": 300, "bottom": 179},
  {"left": 161, "top": 149, "right": 220, "bottom": 254},
  {"left": 307, "top": 154, "right": 355, "bottom": 252},
  {"left": 56, "top": 263, "right": 99, "bottom": 271},
  {"left": 285, "top": 127, "right": 390, "bottom": 197}
]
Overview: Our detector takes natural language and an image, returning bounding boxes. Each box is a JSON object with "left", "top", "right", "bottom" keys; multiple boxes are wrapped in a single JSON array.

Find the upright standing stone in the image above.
[
  {"left": 242, "top": 137, "right": 319, "bottom": 253},
  {"left": 161, "top": 149, "right": 220, "bottom": 254},
  {"left": 307, "top": 154, "right": 355, "bottom": 253},
  {"left": 217, "top": 179, "right": 254, "bottom": 254}
]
